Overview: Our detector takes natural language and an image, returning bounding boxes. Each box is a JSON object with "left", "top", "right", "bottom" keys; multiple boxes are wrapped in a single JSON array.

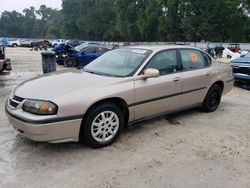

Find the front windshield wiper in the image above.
[
  {"left": 84, "top": 70, "right": 101, "bottom": 75},
  {"left": 83, "top": 69, "right": 120, "bottom": 77}
]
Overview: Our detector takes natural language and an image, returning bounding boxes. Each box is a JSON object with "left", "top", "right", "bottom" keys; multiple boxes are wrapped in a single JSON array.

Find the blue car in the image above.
[
  {"left": 231, "top": 53, "right": 250, "bottom": 83},
  {"left": 52, "top": 40, "right": 81, "bottom": 65},
  {"left": 65, "top": 44, "right": 112, "bottom": 67}
]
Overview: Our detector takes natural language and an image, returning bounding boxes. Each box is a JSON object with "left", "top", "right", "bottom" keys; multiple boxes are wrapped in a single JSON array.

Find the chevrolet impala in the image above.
[{"left": 5, "top": 46, "right": 234, "bottom": 148}]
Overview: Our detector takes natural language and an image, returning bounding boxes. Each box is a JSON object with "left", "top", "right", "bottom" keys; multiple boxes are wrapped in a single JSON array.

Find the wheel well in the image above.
[
  {"left": 79, "top": 97, "right": 129, "bottom": 141},
  {"left": 213, "top": 81, "right": 224, "bottom": 93}
]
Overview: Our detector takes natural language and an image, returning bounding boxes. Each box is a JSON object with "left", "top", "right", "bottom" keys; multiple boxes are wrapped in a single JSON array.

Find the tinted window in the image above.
[
  {"left": 96, "top": 47, "right": 108, "bottom": 52},
  {"left": 180, "top": 50, "right": 206, "bottom": 70},
  {"left": 84, "top": 47, "right": 96, "bottom": 54},
  {"left": 145, "top": 50, "right": 178, "bottom": 75}
]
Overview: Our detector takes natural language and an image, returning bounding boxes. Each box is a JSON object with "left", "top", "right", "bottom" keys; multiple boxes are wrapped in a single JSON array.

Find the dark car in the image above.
[
  {"left": 231, "top": 52, "right": 250, "bottom": 83},
  {"left": 52, "top": 40, "right": 82, "bottom": 65},
  {"left": 0, "top": 45, "right": 11, "bottom": 72},
  {"left": 65, "top": 44, "right": 112, "bottom": 67},
  {"left": 31, "top": 40, "right": 50, "bottom": 48}
]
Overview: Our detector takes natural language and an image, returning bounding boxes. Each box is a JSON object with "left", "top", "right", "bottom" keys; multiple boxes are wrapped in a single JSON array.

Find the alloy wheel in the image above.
[{"left": 91, "top": 111, "right": 119, "bottom": 143}]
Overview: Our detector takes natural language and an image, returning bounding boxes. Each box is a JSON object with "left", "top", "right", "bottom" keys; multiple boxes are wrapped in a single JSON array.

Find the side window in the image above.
[
  {"left": 180, "top": 50, "right": 206, "bottom": 70},
  {"left": 84, "top": 47, "right": 96, "bottom": 54},
  {"left": 96, "top": 47, "right": 109, "bottom": 52},
  {"left": 145, "top": 50, "right": 178, "bottom": 76},
  {"left": 202, "top": 52, "right": 212, "bottom": 67}
]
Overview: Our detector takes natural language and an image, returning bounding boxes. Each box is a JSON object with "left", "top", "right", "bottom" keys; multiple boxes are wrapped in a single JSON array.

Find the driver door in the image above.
[
  {"left": 134, "top": 50, "right": 182, "bottom": 120},
  {"left": 78, "top": 47, "right": 97, "bottom": 66}
]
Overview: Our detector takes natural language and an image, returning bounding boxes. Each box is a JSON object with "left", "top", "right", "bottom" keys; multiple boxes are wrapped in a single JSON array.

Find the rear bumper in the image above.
[{"left": 5, "top": 103, "right": 82, "bottom": 143}]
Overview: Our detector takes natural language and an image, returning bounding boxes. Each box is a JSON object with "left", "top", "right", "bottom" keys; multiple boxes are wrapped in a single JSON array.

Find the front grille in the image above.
[
  {"left": 13, "top": 95, "right": 24, "bottom": 102},
  {"left": 9, "top": 95, "right": 25, "bottom": 108},
  {"left": 233, "top": 66, "right": 250, "bottom": 75},
  {"left": 9, "top": 99, "right": 19, "bottom": 108}
]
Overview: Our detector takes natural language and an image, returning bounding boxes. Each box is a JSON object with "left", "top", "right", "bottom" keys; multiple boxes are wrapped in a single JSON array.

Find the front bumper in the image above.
[
  {"left": 5, "top": 100, "right": 82, "bottom": 143},
  {"left": 0, "top": 59, "right": 11, "bottom": 72},
  {"left": 233, "top": 73, "right": 250, "bottom": 83}
]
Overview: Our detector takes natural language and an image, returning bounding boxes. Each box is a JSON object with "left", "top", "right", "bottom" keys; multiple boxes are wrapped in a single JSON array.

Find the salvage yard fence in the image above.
[{"left": 99, "top": 41, "right": 250, "bottom": 51}]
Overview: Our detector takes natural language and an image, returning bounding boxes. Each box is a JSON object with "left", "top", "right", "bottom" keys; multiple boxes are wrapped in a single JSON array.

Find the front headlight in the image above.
[{"left": 23, "top": 99, "right": 58, "bottom": 115}]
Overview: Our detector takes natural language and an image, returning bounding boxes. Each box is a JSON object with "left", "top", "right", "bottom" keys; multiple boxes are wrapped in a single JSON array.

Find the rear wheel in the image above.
[
  {"left": 201, "top": 84, "right": 222, "bottom": 112},
  {"left": 81, "top": 103, "right": 124, "bottom": 148}
]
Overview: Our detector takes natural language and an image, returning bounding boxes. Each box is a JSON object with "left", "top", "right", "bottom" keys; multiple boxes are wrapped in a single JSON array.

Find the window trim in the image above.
[{"left": 201, "top": 51, "right": 212, "bottom": 67}]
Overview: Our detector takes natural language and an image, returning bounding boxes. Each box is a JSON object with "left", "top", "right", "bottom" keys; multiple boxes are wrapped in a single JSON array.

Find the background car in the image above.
[
  {"left": 231, "top": 52, "right": 250, "bottom": 83},
  {"left": 65, "top": 44, "right": 112, "bottom": 67},
  {"left": 228, "top": 43, "right": 241, "bottom": 53},
  {"left": 0, "top": 44, "right": 11, "bottom": 72},
  {"left": 51, "top": 39, "right": 66, "bottom": 47},
  {"left": 8, "top": 39, "right": 21, "bottom": 47},
  {"left": 0, "top": 37, "right": 9, "bottom": 47},
  {"left": 52, "top": 40, "right": 82, "bottom": 65}
]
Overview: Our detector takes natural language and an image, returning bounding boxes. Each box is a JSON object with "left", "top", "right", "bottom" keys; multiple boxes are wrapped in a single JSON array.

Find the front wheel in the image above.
[
  {"left": 81, "top": 103, "right": 124, "bottom": 148},
  {"left": 201, "top": 84, "right": 222, "bottom": 112},
  {"left": 64, "top": 59, "right": 77, "bottom": 67}
]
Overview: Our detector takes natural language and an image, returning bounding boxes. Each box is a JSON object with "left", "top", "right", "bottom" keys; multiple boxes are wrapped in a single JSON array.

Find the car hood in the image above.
[
  {"left": 232, "top": 57, "right": 250, "bottom": 63},
  {"left": 14, "top": 69, "right": 127, "bottom": 100}
]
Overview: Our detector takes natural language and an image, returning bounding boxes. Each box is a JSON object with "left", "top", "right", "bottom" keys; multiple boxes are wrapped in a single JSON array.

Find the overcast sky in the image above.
[{"left": 0, "top": 0, "right": 62, "bottom": 14}]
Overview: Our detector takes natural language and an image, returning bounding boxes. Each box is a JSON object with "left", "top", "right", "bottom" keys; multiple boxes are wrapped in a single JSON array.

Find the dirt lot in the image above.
[{"left": 0, "top": 48, "right": 250, "bottom": 188}]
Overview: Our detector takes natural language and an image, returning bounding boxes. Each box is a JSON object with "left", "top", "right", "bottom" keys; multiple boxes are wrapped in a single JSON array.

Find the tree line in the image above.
[
  {"left": 0, "top": 5, "right": 62, "bottom": 39},
  {"left": 0, "top": 0, "right": 250, "bottom": 42}
]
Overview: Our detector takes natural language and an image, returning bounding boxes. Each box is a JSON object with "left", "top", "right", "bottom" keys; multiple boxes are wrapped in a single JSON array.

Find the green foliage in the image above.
[
  {"left": 61, "top": 0, "right": 249, "bottom": 42},
  {"left": 0, "top": 0, "right": 249, "bottom": 42},
  {"left": 0, "top": 5, "right": 62, "bottom": 39}
]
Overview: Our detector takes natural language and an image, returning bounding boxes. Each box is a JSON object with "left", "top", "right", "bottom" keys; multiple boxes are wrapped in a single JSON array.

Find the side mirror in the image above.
[
  {"left": 144, "top": 68, "right": 160, "bottom": 78},
  {"left": 135, "top": 68, "right": 159, "bottom": 80}
]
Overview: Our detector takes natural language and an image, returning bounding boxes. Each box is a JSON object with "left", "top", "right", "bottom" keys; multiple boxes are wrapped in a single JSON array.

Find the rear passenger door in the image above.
[{"left": 179, "top": 49, "right": 213, "bottom": 107}]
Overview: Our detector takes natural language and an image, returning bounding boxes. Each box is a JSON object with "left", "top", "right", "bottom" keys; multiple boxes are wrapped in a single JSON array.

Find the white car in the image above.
[
  {"left": 8, "top": 39, "right": 21, "bottom": 47},
  {"left": 51, "top": 39, "right": 66, "bottom": 47}
]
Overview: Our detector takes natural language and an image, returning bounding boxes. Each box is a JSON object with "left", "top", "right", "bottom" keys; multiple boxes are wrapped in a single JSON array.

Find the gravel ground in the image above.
[{"left": 0, "top": 48, "right": 250, "bottom": 188}]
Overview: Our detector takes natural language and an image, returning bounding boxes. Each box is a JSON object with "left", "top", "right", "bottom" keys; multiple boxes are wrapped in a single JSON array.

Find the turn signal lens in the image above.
[{"left": 39, "top": 103, "right": 50, "bottom": 112}]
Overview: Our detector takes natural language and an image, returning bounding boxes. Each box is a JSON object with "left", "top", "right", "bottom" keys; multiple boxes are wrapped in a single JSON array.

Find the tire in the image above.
[
  {"left": 64, "top": 59, "right": 76, "bottom": 67},
  {"left": 201, "top": 84, "right": 222, "bottom": 112},
  {"left": 56, "top": 60, "right": 64, "bottom": 65},
  {"left": 13, "top": 44, "right": 17, "bottom": 47},
  {"left": 81, "top": 103, "right": 124, "bottom": 148}
]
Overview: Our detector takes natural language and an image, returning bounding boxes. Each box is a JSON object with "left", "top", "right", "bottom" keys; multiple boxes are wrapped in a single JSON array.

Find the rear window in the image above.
[
  {"left": 202, "top": 52, "right": 212, "bottom": 67},
  {"left": 180, "top": 49, "right": 206, "bottom": 70}
]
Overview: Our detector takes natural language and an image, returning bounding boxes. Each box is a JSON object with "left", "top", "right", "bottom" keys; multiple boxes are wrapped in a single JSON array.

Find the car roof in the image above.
[
  {"left": 87, "top": 44, "right": 112, "bottom": 49},
  {"left": 127, "top": 45, "right": 202, "bottom": 52}
]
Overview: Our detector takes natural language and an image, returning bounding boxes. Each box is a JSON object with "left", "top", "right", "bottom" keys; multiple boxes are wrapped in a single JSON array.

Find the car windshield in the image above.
[
  {"left": 84, "top": 48, "right": 152, "bottom": 77},
  {"left": 74, "top": 43, "right": 88, "bottom": 52}
]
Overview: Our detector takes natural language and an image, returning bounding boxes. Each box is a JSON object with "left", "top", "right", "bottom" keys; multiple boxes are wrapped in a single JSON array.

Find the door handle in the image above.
[{"left": 173, "top": 77, "right": 181, "bottom": 82}]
